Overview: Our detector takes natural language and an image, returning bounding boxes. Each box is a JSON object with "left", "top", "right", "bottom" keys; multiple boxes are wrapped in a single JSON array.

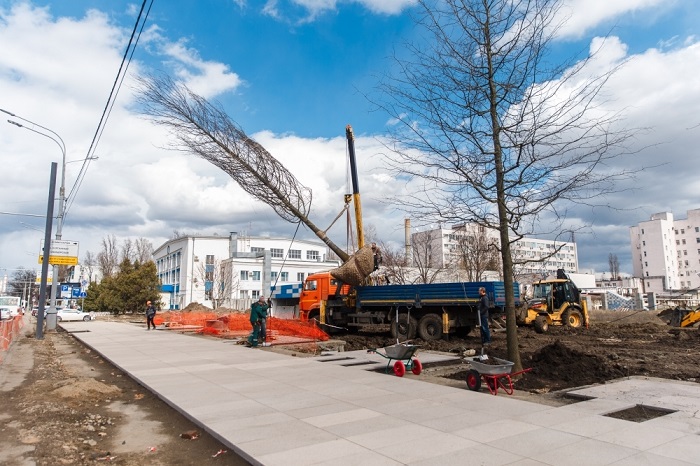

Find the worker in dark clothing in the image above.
[
  {"left": 248, "top": 295, "right": 269, "bottom": 347},
  {"left": 145, "top": 300, "right": 156, "bottom": 330},
  {"left": 371, "top": 242, "right": 383, "bottom": 271},
  {"left": 478, "top": 287, "right": 491, "bottom": 347}
]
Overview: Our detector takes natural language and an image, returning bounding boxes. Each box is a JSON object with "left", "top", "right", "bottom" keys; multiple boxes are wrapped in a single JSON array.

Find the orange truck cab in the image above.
[{"left": 299, "top": 272, "right": 350, "bottom": 322}]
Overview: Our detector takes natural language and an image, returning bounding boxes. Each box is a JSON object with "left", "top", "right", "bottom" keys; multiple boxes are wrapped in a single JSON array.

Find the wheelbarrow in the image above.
[
  {"left": 368, "top": 343, "right": 422, "bottom": 377},
  {"left": 463, "top": 355, "right": 531, "bottom": 395}
]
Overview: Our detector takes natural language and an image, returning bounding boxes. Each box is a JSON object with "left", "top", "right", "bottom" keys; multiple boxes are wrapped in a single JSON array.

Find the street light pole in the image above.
[{"left": 3, "top": 109, "right": 66, "bottom": 329}]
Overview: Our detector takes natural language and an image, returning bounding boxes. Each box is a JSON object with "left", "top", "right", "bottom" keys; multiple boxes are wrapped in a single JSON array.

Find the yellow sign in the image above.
[
  {"left": 35, "top": 276, "right": 53, "bottom": 284},
  {"left": 38, "top": 255, "right": 79, "bottom": 266}
]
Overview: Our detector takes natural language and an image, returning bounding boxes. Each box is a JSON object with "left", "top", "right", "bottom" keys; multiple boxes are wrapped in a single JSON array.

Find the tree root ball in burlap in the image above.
[{"left": 330, "top": 245, "right": 374, "bottom": 286}]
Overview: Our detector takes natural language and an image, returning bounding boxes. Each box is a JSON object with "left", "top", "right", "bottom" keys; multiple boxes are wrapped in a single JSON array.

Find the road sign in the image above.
[
  {"left": 39, "top": 239, "right": 79, "bottom": 266},
  {"left": 79, "top": 291, "right": 87, "bottom": 298},
  {"left": 72, "top": 287, "right": 81, "bottom": 298}
]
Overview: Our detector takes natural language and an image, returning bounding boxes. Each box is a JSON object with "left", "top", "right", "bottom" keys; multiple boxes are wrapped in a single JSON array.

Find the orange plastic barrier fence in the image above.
[
  {"left": 0, "top": 315, "right": 25, "bottom": 362},
  {"left": 156, "top": 311, "right": 329, "bottom": 341}
]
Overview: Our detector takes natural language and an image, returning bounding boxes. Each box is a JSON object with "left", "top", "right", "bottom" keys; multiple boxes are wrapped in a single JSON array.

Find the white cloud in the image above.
[{"left": 555, "top": 0, "right": 668, "bottom": 39}]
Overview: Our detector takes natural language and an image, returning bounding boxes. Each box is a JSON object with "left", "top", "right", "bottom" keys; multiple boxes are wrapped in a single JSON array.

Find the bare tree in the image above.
[
  {"left": 608, "top": 253, "right": 620, "bottom": 280},
  {"left": 121, "top": 238, "right": 135, "bottom": 263},
  {"left": 378, "top": 0, "right": 636, "bottom": 370},
  {"left": 195, "top": 257, "right": 234, "bottom": 309},
  {"left": 97, "top": 235, "right": 120, "bottom": 278},
  {"left": 411, "top": 230, "right": 445, "bottom": 284},
  {"left": 451, "top": 224, "right": 501, "bottom": 281},
  {"left": 135, "top": 238, "right": 153, "bottom": 264},
  {"left": 137, "top": 75, "right": 350, "bottom": 262},
  {"left": 83, "top": 251, "right": 97, "bottom": 283}
]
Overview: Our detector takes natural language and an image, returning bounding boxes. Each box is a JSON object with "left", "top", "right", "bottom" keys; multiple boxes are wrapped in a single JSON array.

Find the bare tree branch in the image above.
[{"left": 136, "top": 74, "right": 349, "bottom": 262}]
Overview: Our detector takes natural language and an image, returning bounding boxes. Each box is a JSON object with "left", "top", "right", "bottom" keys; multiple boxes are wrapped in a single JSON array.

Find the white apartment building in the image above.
[
  {"left": 153, "top": 232, "right": 340, "bottom": 309},
  {"left": 629, "top": 209, "right": 700, "bottom": 293},
  {"left": 412, "top": 224, "right": 578, "bottom": 281}
]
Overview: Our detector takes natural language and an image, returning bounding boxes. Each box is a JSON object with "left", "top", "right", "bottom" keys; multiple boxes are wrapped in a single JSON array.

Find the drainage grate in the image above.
[{"left": 603, "top": 404, "right": 676, "bottom": 423}]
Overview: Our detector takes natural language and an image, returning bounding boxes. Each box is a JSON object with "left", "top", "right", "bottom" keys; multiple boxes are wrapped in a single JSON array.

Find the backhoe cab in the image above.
[{"left": 517, "top": 269, "right": 589, "bottom": 333}]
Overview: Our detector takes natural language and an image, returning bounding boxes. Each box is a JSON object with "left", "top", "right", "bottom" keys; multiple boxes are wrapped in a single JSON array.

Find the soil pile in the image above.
[{"left": 517, "top": 340, "right": 626, "bottom": 392}]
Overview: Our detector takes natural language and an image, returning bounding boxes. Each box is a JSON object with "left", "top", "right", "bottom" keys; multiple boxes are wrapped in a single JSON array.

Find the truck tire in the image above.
[
  {"left": 391, "top": 314, "right": 417, "bottom": 340},
  {"left": 418, "top": 314, "right": 443, "bottom": 341},
  {"left": 534, "top": 315, "right": 548, "bottom": 334},
  {"left": 562, "top": 308, "right": 584, "bottom": 328}
]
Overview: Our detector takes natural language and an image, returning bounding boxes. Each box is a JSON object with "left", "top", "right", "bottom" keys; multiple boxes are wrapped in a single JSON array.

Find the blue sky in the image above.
[{"left": 1, "top": 0, "right": 700, "bottom": 281}]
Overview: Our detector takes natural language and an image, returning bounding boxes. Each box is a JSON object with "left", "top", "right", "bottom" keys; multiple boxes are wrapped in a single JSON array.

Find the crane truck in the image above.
[
  {"left": 289, "top": 125, "right": 520, "bottom": 341},
  {"left": 299, "top": 270, "right": 519, "bottom": 340}
]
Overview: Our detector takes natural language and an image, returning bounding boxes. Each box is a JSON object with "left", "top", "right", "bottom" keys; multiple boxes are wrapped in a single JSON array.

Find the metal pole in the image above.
[
  {"left": 4, "top": 111, "right": 66, "bottom": 330},
  {"left": 36, "top": 163, "right": 57, "bottom": 340}
]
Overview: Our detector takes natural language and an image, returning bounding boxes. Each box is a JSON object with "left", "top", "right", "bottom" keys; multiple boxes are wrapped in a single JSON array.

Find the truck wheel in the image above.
[
  {"left": 534, "top": 315, "right": 548, "bottom": 334},
  {"left": 391, "top": 314, "right": 417, "bottom": 340},
  {"left": 562, "top": 308, "right": 584, "bottom": 328},
  {"left": 466, "top": 369, "right": 481, "bottom": 391},
  {"left": 418, "top": 314, "right": 443, "bottom": 341}
]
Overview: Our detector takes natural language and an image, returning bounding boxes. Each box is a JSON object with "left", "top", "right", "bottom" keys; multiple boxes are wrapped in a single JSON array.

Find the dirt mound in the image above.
[
  {"left": 181, "top": 302, "right": 213, "bottom": 312},
  {"left": 518, "top": 340, "right": 626, "bottom": 392},
  {"left": 52, "top": 378, "right": 121, "bottom": 399}
]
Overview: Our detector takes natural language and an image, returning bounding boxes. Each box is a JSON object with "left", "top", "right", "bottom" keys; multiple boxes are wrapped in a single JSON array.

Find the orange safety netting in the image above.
[
  {"left": 1, "top": 315, "right": 25, "bottom": 362},
  {"left": 154, "top": 311, "right": 329, "bottom": 341}
]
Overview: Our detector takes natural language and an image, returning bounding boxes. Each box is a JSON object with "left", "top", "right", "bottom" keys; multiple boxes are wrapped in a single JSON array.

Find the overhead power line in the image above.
[{"left": 64, "top": 0, "right": 155, "bottom": 219}]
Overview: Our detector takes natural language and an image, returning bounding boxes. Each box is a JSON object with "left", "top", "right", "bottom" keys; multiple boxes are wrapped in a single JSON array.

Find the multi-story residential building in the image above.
[
  {"left": 411, "top": 224, "right": 578, "bottom": 282},
  {"left": 153, "top": 232, "right": 339, "bottom": 309},
  {"left": 629, "top": 209, "right": 700, "bottom": 293}
]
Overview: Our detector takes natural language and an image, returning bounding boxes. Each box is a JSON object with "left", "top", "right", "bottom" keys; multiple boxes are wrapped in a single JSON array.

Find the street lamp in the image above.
[{"left": 2, "top": 108, "right": 66, "bottom": 329}]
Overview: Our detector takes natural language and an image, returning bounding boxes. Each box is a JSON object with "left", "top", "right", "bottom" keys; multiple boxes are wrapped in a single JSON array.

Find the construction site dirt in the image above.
[{"left": 1, "top": 310, "right": 697, "bottom": 465}]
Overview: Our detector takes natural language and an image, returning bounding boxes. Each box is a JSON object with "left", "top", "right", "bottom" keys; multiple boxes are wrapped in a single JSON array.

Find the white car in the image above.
[
  {"left": 56, "top": 308, "right": 93, "bottom": 322},
  {"left": 0, "top": 306, "right": 12, "bottom": 320}
]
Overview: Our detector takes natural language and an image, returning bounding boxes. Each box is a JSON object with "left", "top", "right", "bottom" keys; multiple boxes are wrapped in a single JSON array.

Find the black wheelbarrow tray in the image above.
[
  {"left": 463, "top": 356, "right": 531, "bottom": 395},
  {"left": 368, "top": 343, "right": 422, "bottom": 377}
]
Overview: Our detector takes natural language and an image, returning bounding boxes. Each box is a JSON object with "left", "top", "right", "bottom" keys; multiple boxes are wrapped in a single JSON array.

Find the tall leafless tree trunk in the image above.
[
  {"left": 97, "top": 235, "right": 120, "bottom": 278},
  {"left": 135, "top": 238, "right": 153, "bottom": 264},
  {"left": 377, "top": 0, "right": 636, "bottom": 371},
  {"left": 137, "top": 75, "right": 349, "bottom": 262}
]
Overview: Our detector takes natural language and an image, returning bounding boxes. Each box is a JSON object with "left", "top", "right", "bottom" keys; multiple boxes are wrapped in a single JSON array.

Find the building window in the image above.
[
  {"left": 252, "top": 290, "right": 260, "bottom": 299},
  {"left": 206, "top": 254, "right": 214, "bottom": 264},
  {"left": 252, "top": 271, "right": 261, "bottom": 281},
  {"left": 644, "top": 262, "right": 648, "bottom": 267},
  {"left": 289, "top": 249, "right": 301, "bottom": 259},
  {"left": 280, "top": 272, "right": 289, "bottom": 281},
  {"left": 681, "top": 229, "right": 685, "bottom": 234},
  {"left": 676, "top": 240, "right": 680, "bottom": 245},
  {"left": 683, "top": 239, "right": 687, "bottom": 244},
  {"left": 271, "top": 248, "right": 284, "bottom": 258},
  {"left": 239, "top": 290, "right": 248, "bottom": 299},
  {"left": 696, "top": 227, "right": 699, "bottom": 232},
  {"left": 307, "top": 250, "right": 319, "bottom": 260},
  {"left": 684, "top": 250, "right": 688, "bottom": 255},
  {"left": 642, "top": 241, "right": 646, "bottom": 246},
  {"left": 297, "top": 272, "right": 305, "bottom": 281},
  {"left": 641, "top": 229, "right": 644, "bottom": 234},
  {"left": 643, "top": 251, "right": 646, "bottom": 257},
  {"left": 240, "top": 271, "right": 249, "bottom": 281},
  {"left": 251, "top": 247, "right": 264, "bottom": 254},
  {"left": 271, "top": 271, "right": 278, "bottom": 280}
]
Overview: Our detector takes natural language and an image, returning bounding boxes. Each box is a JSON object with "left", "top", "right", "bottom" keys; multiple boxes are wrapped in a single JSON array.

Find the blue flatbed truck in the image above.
[{"left": 320, "top": 279, "right": 520, "bottom": 341}]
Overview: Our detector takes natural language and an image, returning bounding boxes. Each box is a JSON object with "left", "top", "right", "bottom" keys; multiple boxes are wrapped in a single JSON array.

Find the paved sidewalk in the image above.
[{"left": 63, "top": 321, "right": 700, "bottom": 465}]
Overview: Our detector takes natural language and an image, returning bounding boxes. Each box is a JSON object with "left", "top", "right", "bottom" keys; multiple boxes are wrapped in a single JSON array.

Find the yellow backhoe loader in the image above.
[{"left": 517, "top": 269, "right": 589, "bottom": 333}]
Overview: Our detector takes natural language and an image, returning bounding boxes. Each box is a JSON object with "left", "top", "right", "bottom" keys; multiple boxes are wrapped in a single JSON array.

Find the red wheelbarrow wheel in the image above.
[
  {"left": 411, "top": 358, "right": 422, "bottom": 375},
  {"left": 393, "top": 360, "right": 406, "bottom": 377},
  {"left": 466, "top": 369, "right": 482, "bottom": 391}
]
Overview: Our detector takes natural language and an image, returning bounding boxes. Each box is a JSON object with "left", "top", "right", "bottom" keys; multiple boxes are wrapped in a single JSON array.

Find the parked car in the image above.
[
  {"left": 56, "top": 308, "right": 93, "bottom": 322},
  {"left": 0, "top": 306, "right": 12, "bottom": 320}
]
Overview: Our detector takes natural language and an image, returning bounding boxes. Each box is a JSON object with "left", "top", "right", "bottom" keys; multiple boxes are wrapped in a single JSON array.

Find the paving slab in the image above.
[{"left": 61, "top": 321, "right": 700, "bottom": 466}]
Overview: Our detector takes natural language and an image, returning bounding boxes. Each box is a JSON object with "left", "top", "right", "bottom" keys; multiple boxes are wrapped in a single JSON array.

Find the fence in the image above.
[{"left": 0, "top": 315, "right": 25, "bottom": 363}]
